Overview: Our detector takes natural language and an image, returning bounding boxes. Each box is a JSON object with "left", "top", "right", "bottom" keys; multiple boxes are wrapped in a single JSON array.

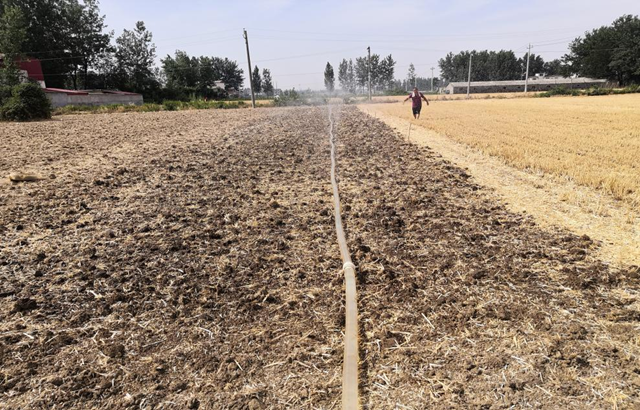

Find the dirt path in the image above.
[
  {"left": 1, "top": 107, "right": 639, "bottom": 409},
  {"left": 361, "top": 104, "right": 640, "bottom": 268}
]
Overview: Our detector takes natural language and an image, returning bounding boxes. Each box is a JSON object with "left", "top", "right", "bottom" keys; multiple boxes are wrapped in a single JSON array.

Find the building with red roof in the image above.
[{"left": 1, "top": 55, "right": 143, "bottom": 107}]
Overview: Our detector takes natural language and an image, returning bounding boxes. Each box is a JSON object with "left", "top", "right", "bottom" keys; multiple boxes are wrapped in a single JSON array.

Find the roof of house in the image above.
[
  {"left": 44, "top": 88, "right": 141, "bottom": 96},
  {"left": 447, "top": 78, "right": 607, "bottom": 87},
  {"left": 0, "top": 56, "right": 46, "bottom": 83}
]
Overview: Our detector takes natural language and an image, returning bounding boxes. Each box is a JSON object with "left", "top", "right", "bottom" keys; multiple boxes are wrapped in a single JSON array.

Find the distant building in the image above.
[
  {"left": 445, "top": 77, "right": 607, "bottom": 94},
  {"left": 44, "top": 88, "right": 143, "bottom": 108},
  {"left": 0, "top": 54, "right": 46, "bottom": 87},
  {"left": 1, "top": 54, "right": 143, "bottom": 107}
]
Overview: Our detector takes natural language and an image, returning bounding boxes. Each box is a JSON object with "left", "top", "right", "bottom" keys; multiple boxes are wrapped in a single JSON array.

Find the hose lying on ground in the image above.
[{"left": 328, "top": 106, "right": 359, "bottom": 410}]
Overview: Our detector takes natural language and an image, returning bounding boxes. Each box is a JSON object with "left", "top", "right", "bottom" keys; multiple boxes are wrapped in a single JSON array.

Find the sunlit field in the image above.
[{"left": 370, "top": 94, "right": 640, "bottom": 206}]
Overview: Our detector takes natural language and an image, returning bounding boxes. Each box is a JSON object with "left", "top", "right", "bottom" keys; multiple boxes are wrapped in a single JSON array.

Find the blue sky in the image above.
[{"left": 99, "top": 0, "right": 638, "bottom": 89}]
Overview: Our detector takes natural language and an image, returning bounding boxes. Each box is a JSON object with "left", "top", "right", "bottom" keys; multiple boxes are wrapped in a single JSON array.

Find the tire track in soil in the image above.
[{"left": 0, "top": 107, "right": 638, "bottom": 409}]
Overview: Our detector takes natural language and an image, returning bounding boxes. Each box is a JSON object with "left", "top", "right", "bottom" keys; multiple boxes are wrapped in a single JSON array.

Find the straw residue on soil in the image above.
[{"left": 1, "top": 107, "right": 639, "bottom": 409}]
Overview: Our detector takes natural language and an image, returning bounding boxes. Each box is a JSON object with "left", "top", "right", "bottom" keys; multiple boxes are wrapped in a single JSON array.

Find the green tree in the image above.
[
  {"left": 519, "top": 53, "right": 545, "bottom": 79},
  {"left": 492, "top": 50, "right": 520, "bottom": 80},
  {"left": 542, "top": 59, "right": 570, "bottom": 77},
  {"left": 0, "top": 5, "right": 26, "bottom": 86},
  {"left": 114, "top": 21, "right": 158, "bottom": 94},
  {"left": 379, "top": 54, "right": 395, "bottom": 90},
  {"left": 338, "top": 59, "right": 349, "bottom": 91},
  {"left": 368, "top": 54, "right": 380, "bottom": 90},
  {"left": 65, "top": 0, "right": 112, "bottom": 89},
  {"left": 354, "top": 57, "right": 367, "bottom": 92},
  {"left": 214, "top": 57, "right": 243, "bottom": 91},
  {"left": 324, "top": 62, "right": 334, "bottom": 92},
  {"left": 162, "top": 50, "right": 199, "bottom": 90},
  {"left": 407, "top": 63, "right": 416, "bottom": 87},
  {"left": 346, "top": 59, "right": 356, "bottom": 93},
  {"left": 2, "top": 0, "right": 74, "bottom": 88},
  {"left": 565, "top": 14, "right": 640, "bottom": 84},
  {"left": 439, "top": 50, "right": 523, "bottom": 82},
  {"left": 251, "top": 65, "right": 262, "bottom": 93},
  {"left": 262, "top": 68, "right": 273, "bottom": 96}
]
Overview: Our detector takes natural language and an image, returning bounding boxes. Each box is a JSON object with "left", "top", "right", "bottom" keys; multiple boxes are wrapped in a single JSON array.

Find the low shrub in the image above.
[
  {"left": 586, "top": 87, "right": 611, "bottom": 96},
  {"left": 136, "top": 103, "right": 163, "bottom": 112},
  {"left": 0, "top": 82, "right": 52, "bottom": 121},
  {"left": 163, "top": 100, "right": 181, "bottom": 111},
  {"left": 273, "top": 89, "right": 302, "bottom": 107},
  {"left": 538, "top": 86, "right": 582, "bottom": 98},
  {"left": 0, "top": 85, "right": 12, "bottom": 106}
]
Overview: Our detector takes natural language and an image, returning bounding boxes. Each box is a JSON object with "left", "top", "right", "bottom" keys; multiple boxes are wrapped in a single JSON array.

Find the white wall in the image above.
[{"left": 47, "top": 93, "right": 143, "bottom": 108}]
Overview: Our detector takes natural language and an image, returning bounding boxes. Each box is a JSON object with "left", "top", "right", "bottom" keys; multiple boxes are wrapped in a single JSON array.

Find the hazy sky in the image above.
[{"left": 99, "top": 0, "right": 638, "bottom": 90}]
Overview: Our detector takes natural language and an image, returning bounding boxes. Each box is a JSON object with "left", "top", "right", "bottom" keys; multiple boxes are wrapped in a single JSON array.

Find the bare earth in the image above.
[{"left": 1, "top": 107, "right": 639, "bottom": 409}]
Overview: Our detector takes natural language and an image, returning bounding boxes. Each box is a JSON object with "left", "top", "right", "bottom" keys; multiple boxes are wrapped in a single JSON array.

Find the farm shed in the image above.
[
  {"left": 44, "top": 88, "right": 143, "bottom": 108},
  {"left": 445, "top": 77, "right": 607, "bottom": 94},
  {"left": 1, "top": 55, "right": 144, "bottom": 107}
]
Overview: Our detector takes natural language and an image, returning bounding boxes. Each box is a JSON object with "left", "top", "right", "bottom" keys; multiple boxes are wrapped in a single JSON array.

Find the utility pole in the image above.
[
  {"left": 524, "top": 43, "right": 532, "bottom": 93},
  {"left": 243, "top": 29, "right": 256, "bottom": 108},
  {"left": 430, "top": 67, "right": 435, "bottom": 92},
  {"left": 467, "top": 53, "right": 473, "bottom": 99},
  {"left": 367, "top": 46, "right": 372, "bottom": 101}
]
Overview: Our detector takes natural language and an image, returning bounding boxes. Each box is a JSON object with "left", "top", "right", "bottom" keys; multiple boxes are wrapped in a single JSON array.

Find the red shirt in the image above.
[{"left": 409, "top": 92, "right": 424, "bottom": 108}]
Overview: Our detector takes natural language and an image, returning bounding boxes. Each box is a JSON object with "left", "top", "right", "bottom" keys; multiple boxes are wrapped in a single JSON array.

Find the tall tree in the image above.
[
  {"left": 65, "top": 0, "right": 112, "bottom": 89},
  {"left": 1, "top": 0, "right": 72, "bottom": 88},
  {"left": 338, "top": 59, "right": 349, "bottom": 91},
  {"left": 0, "top": 5, "right": 26, "bottom": 86},
  {"left": 214, "top": 57, "right": 243, "bottom": 91},
  {"left": 198, "top": 56, "right": 217, "bottom": 94},
  {"left": 252, "top": 65, "right": 262, "bottom": 93},
  {"left": 346, "top": 59, "right": 356, "bottom": 93},
  {"left": 354, "top": 57, "right": 368, "bottom": 92},
  {"left": 324, "top": 62, "right": 335, "bottom": 92},
  {"left": 519, "top": 53, "right": 545, "bottom": 79},
  {"left": 368, "top": 54, "right": 380, "bottom": 90},
  {"left": 379, "top": 54, "right": 396, "bottom": 90},
  {"left": 565, "top": 14, "right": 640, "bottom": 84},
  {"left": 262, "top": 68, "right": 273, "bottom": 96},
  {"left": 407, "top": 63, "right": 416, "bottom": 87},
  {"left": 162, "top": 50, "right": 199, "bottom": 90},
  {"left": 114, "top": 21, "right": 158, "bottom": 94},
  {"left": 542, "top": 59, "right": 570, "bottom": 77},
  {"left": 439, "top": 50, "right": 523, "bottom": 82}
]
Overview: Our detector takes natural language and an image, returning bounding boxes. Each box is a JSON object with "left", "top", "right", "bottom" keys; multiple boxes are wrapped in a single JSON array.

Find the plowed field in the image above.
[{"left": 1, "top": 107, "right": 638, "bottom": 409}]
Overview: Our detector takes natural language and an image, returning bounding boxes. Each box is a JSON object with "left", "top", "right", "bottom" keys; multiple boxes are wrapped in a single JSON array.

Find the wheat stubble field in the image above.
[
  {"left": 365, "top": 95, "right": 640, "bottom": 267},
  {"left": 371, "top": 94, "right": 640, "bottom": 206},
  {"left": 1, "top": 106, "right": 639, "bottom": 409}
]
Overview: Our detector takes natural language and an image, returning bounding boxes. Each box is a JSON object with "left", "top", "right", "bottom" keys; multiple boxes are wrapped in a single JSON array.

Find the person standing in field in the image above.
[{"left": 404, "top": 87, "right": 429, "bottom": 119}]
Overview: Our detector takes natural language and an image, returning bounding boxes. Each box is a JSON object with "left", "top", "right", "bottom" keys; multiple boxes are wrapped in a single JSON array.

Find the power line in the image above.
[
  {"left": 154, "top": 28, "right": 239, "bottom": 42},
  {"left": 249, "top": 26, "right": 586, "bottom": 40},
  {"left": 247, "top": 47, "right": 363, "bottom": 64}
]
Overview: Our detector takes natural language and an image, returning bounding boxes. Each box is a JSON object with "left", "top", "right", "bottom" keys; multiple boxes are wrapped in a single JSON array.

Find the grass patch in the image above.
[{"left": 54, "top": 100, "right": 247, "bottom": 116}]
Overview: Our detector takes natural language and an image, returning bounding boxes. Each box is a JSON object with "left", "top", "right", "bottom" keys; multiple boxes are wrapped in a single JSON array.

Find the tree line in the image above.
[
  {"left": 0, "top": 0, "right": 251, "bottom": 101},
  {"left": 438, "top": 50, "right": 563, "bottom": 83},
  {"left": 438, "top": 15, "right": 639, "bottom": 85},
  {"left": 323, "top": 53, "right": 396, "bottom": 93}
]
